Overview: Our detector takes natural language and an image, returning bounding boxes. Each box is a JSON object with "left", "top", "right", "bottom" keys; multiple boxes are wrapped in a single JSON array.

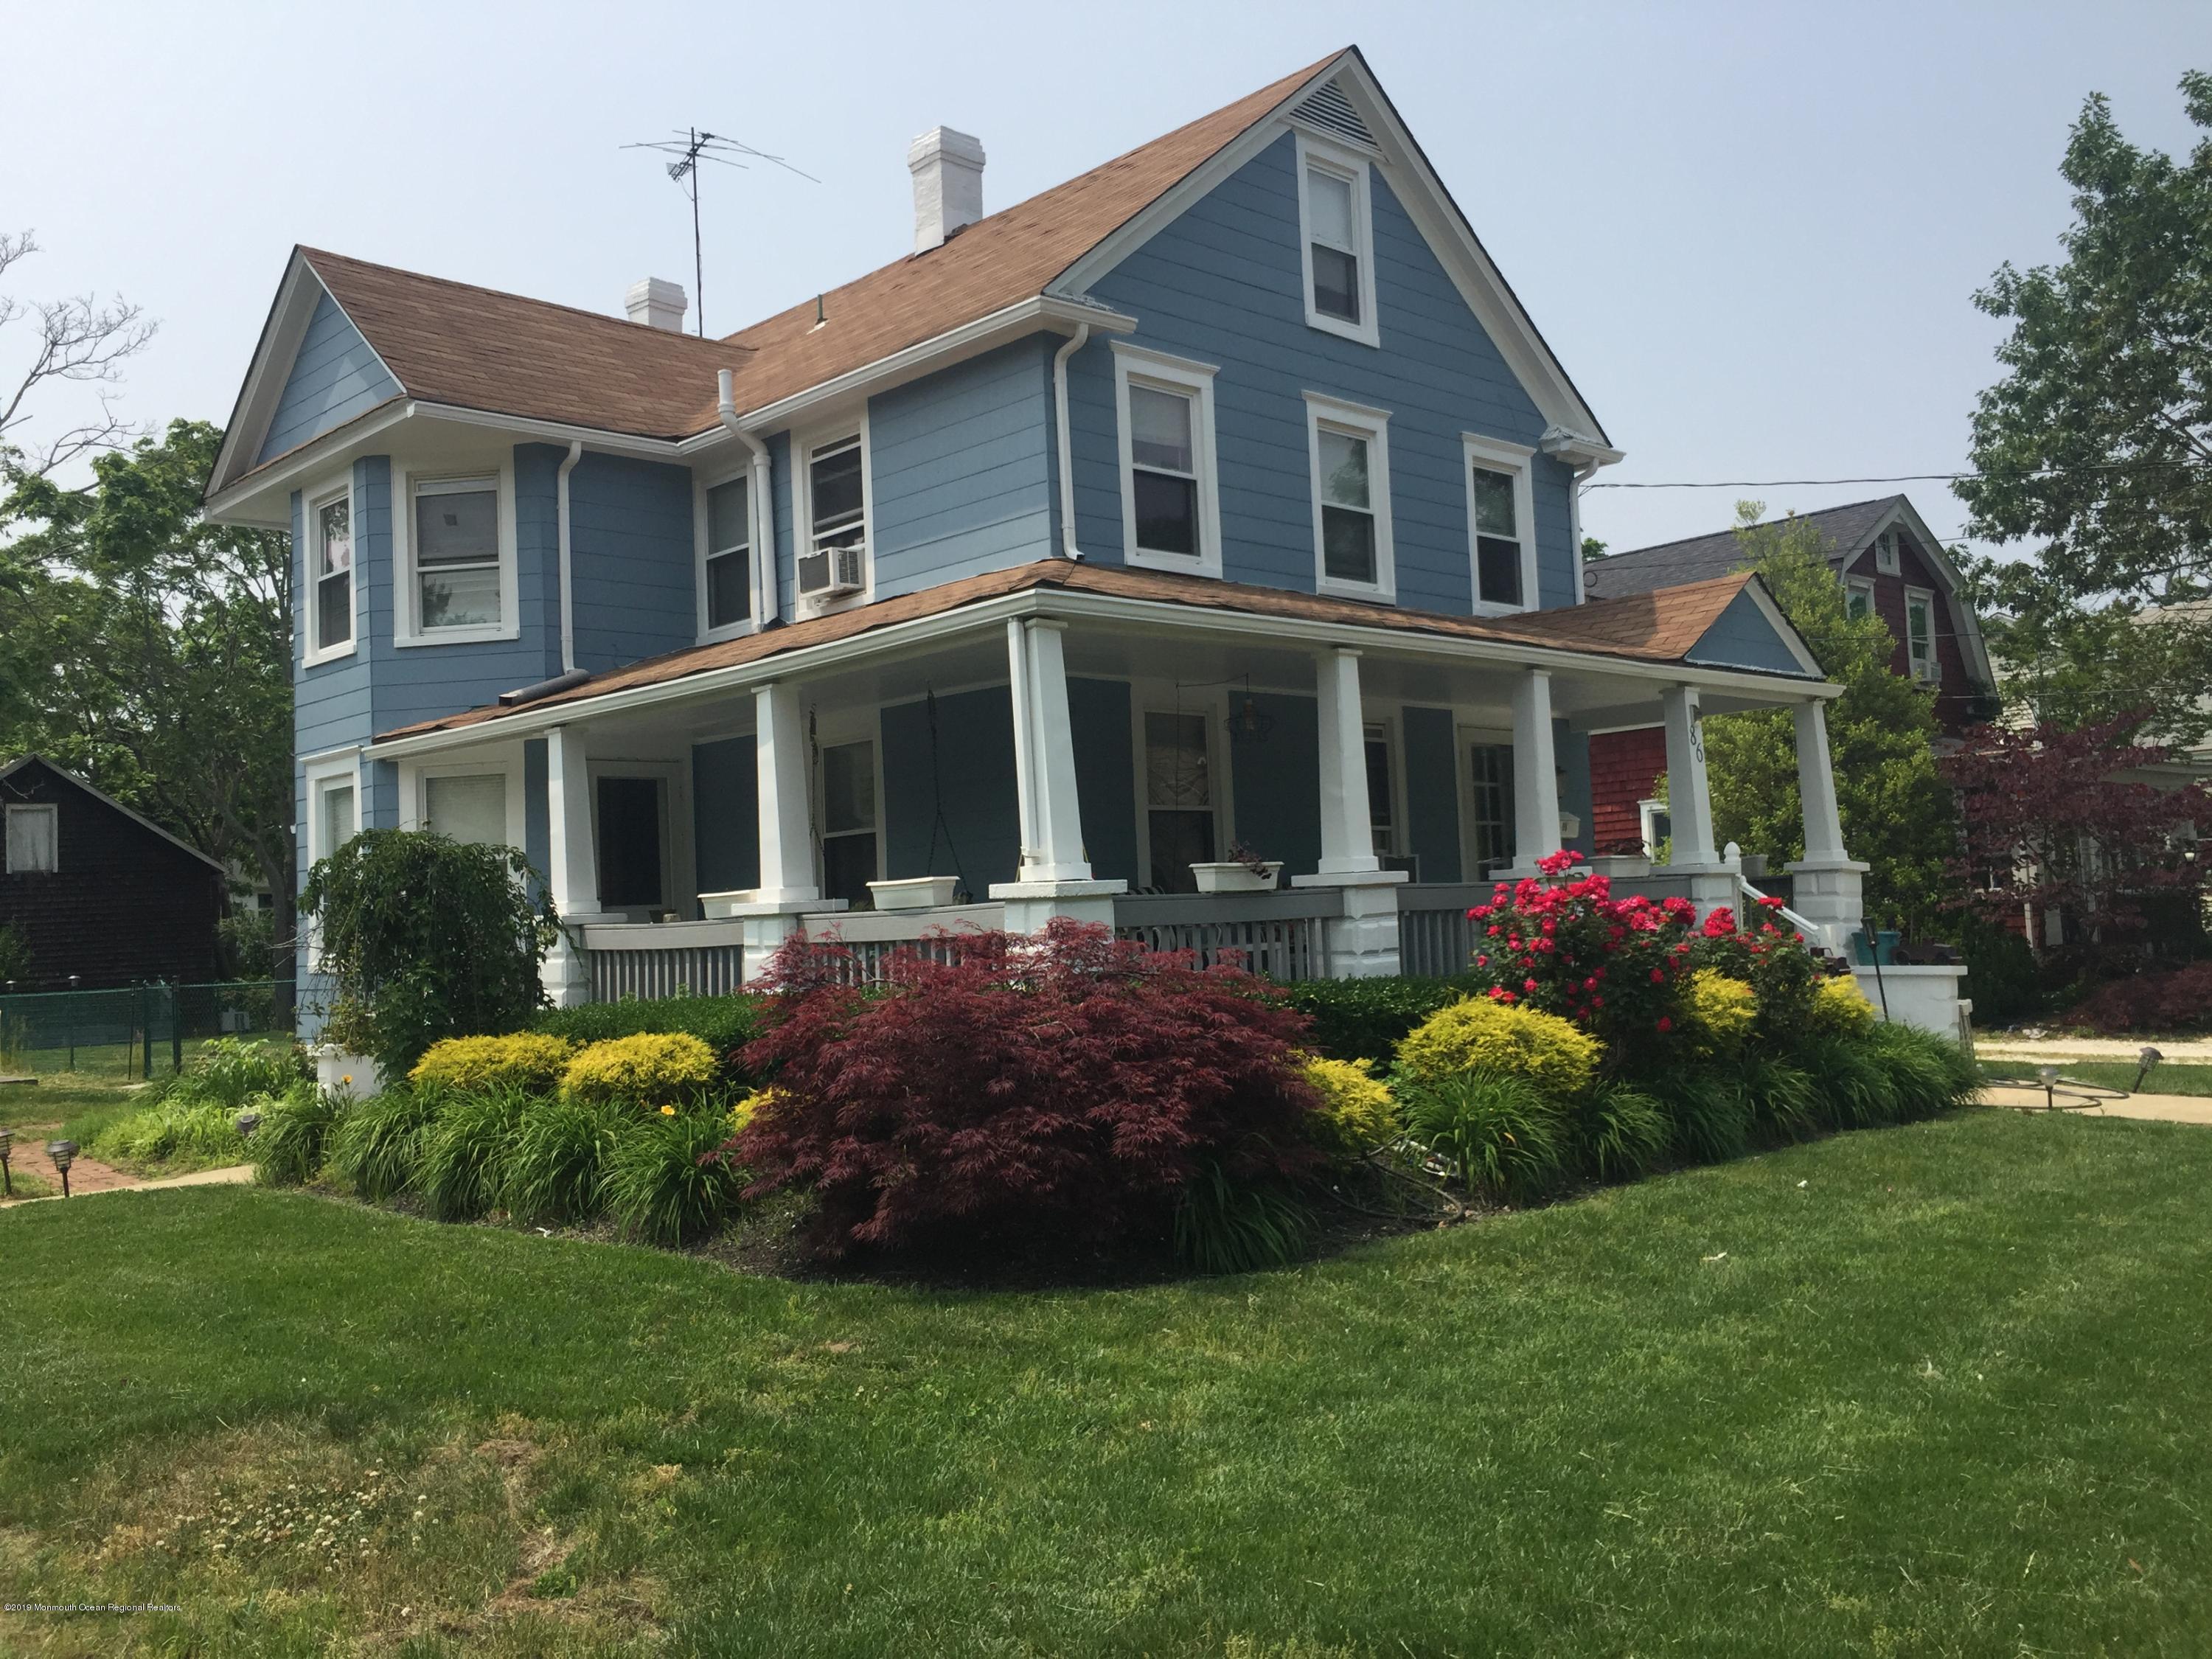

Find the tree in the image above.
[
  {"left": 0, "top": 231, "right": 156, "bottom": 479},
  {"left": 1957, "top": 72, "right": 2212, "bottom": 609},
  {"left": 0, "top": 420, "right": 296, "bottom": 964},
  {"left": 1943, "top": 715, "right": 2208, "bottom": 972},
  {"left": 1581, "top": 535, "right": 1609, "bottom": 561},
  {"left": 1967, "top": 578, "right": 2212, "bottom": 747},
  {"left": 1695, "top": 504, "right": 1958, "bottom": 934}
]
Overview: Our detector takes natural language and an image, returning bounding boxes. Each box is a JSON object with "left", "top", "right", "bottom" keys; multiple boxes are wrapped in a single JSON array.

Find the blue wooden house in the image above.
[{"left": 205, "top": 48, "right": 1894, "bottom": 1015}]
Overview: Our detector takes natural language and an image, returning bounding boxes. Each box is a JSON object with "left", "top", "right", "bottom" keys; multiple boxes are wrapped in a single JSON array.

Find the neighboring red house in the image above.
[
  {"left": 1579, "top": 495, "right": 1994, "bottom": 852},
  {"left": 0, "top": 756, "right": 227, "bottom": 990}
]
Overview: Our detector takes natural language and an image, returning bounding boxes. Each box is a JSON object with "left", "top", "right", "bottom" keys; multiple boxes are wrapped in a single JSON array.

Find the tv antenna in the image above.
[{"left": 622, "top": 128, "right": 819, "bottom": 335}]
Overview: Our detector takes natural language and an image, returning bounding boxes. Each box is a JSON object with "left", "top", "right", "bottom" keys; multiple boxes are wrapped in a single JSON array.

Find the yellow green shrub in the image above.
[
  {"left": 1394, "top": 998, "right": 1599, "bottom": 1100},
  {"left": 1301, "top": 1056, "right": 1400, "bottom": 1161},
  {"left": 409, "top": 1032, "right": 577, "bottom": 1096},
  {"left": 1683, "top": 970, "right": 1757, "bottom": 1053},
  {"left": 1805, "top": 974, "right": 1877, "bottom": 1037},
  {"left": 563, "top": 1032, "right": 719, "bottom": 1109}
]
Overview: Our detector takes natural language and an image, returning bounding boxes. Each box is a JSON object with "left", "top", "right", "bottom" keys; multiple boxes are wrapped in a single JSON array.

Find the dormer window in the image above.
[{"left": 1297, "top": 135, "right": 1379, "bottom": 347}]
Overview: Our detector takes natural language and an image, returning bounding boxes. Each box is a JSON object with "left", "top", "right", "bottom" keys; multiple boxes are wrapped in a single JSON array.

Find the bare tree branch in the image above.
[{"left": 0, "top": 229, "right": 157, "bottom": 477}]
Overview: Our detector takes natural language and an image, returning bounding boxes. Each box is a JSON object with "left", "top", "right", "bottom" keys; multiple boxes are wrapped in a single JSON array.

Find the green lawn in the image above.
[
  {"left": 2, "top": 1111, "right": 2209, "bottom": 1656},
  {"left": 1983, "top": 1058, "right": 2212, "bottom": 1097}
]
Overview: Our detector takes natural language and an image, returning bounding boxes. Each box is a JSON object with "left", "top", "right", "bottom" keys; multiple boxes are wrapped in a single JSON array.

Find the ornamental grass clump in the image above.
[
  {"left": 733, "top": 921, "right": 1322, "bottom": 1261},
  {"left": 252, "top": 1082, "right": 347, "bottom": 1187},
  {"left": 1399, "top": 1071, "right": 1565, "bottom": 1200},
  {"left": 1568, "top": 1082, "right": 1671, "bottom": 1181},
  {"left": 325, "top": 1088, "right": 441, "bottom": 1202},
  {"left": 602, "top": 1109, "right": 745, "bottom": 1245},
  {"left": 411, "top": 1033, "right": 576, "bottom": 1097},
  {"left": 503, "top": 1095, "right": 625, "bottom": 1225},
  {"left": 157, "top": 1037, "right": 310, "bottom": 1110},
  {"left": 562, "top": 1033, "right": 719, "bottom": 1112},
  {"left": 1301, "top": 1056, "right": 1401, "bottom": 1163},
  {"left": 417, "top": 1085, "right": 533, "bottom": 1222}
]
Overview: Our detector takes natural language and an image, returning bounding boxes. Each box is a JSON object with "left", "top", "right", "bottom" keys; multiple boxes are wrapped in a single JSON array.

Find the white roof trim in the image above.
[{"left": 0, "top": 756, "right": 226, "bottom": 873}]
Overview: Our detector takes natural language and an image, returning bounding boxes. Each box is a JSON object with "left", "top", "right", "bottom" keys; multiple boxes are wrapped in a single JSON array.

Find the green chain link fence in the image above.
[{"left": 0, "top": 980, "right": 294, "bottom": 1079}]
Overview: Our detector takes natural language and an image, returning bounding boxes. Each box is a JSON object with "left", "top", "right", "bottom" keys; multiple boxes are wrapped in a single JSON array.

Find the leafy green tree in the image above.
[
  {"left": 1958, "top": 72, "right": 2212, "bottom": 613},
  {"left": 1966, "top": 577, "right": 2212, "bottom": 745},
  {"left": 1581, "top": 536, "right": 1609, "bottom": 562},
  {"left": 1695, "top": 504, "right": 1957, "bottom": 933},
  {"left": 0, "top": 420, "right": 294, "bottom": 959}
]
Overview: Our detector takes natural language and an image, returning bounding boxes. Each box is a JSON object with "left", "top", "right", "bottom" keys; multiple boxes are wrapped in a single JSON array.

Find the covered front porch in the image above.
[{"left": 362, "top": 562, "right": 1871, "bottom": 1004}]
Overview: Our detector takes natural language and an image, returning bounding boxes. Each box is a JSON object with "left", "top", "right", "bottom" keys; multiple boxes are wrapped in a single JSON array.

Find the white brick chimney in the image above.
[
  {"left": 625, "top": 276, "right": 688, "bottom": 332},
  {"left": 907, "top": 127, "right": 986, "bottom": 253}
]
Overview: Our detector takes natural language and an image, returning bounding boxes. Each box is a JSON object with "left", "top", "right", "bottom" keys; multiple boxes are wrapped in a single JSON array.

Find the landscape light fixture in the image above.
[
  {"left": 46, "top": 1138, "right": 77, "bottom": 1198},
  {"left": 2132, "top": 1046, "right": 2163, "bottom": 1093},
  {"left": 234, "top": 1109, "right": 262, "bottom": 1139},
  {"left": 0, "top": 1125, "right": 12, "bottom": 1197},
  {"left": 2037, "top": 1065, "right": 2062, "bottom": 1111}
]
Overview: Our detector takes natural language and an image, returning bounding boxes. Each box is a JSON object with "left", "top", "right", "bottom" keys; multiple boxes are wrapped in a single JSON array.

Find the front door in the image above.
[{"left": 596, "top": 776, "right": 666, "bottom": 918}]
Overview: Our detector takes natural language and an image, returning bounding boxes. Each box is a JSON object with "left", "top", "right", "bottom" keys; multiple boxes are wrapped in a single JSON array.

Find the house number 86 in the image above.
[{"left": 1688, "top": 720, "right": 1704, "bottom": 764}]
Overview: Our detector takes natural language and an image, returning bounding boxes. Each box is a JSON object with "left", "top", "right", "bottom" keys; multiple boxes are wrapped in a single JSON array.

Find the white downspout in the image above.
[
  {"left": 1051, "top": 324, "right": 1090, "bottom": 559},
  {"left": 556, "top": 440, "right": 583, "bottom": 672},
  {"left": 1570, "top": 459, "right": 1596, "bottom": 605},
  {"left": 718, "top": 368, "right": 778, "bottom": 625}
]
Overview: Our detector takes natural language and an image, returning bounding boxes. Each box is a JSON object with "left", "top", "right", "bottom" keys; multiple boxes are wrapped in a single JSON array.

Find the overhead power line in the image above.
[{"left": 1586, "top": 461, "right": 2209, "bottom": 491}]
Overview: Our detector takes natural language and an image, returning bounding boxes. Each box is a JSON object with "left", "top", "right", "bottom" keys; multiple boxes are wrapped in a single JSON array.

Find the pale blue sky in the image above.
[{"left": 4, "top": 0, "right": 2206, "bottom": 560}]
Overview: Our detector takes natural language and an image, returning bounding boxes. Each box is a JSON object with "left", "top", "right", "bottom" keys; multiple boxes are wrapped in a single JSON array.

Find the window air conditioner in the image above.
[{"left": 798, "top": 541, "right": 866, "bottom": 598}]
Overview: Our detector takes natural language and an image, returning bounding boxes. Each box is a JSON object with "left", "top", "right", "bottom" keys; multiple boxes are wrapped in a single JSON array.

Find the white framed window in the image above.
[
  {"left": 1461, "top": 434, "right": 1539, "bottom": 614},
  {"left": 402, "top": 751, "right": 525, "bottom": 850},
  {"left": 304, "top": 755, "right": 361, "bottom": 867},
  {"left": 1905, "top": 587, "right": 1940, "bottom": 681},
  {"left": 796, "top": 421, "right": 872, "bottom": 611},
  {"left": 5, "top": 802, "right": 58, "bottom": 874},
  {"left": 1363, "top": 719, "right": 1400, "bottom": 860},
  {"left": 1845, "top": 575, "right": 1875, "bottom": 622},
  {"left": 1112, "top": 342, "right": 1222, "bottom": 578},
  {"left": 1874, "top": 530, "right": 1902, "bottom": 576},
  {"left": 1639, "top": 798, "right": 1672, "bottom": 860},
  {"left": 697, "top": 470, "right": 754, "bottom": 640},
  {"left": 815, "top": 736, "right": 881, "bottom": 906},
  {"left": 396, "top": 467, "right": 517, "bottom": 644},
  {"left": 1305, "top": 392, "right": 1394, "bottom": 600},
  {"left": 1295, "top": 133, "right": 1379, "bottom": 347},
  {"left": 306, "top": 483, "right": 355, "bottom": 664},
  {"left": 1141, "top": 709, "right": 1217, "bottom": 892}
]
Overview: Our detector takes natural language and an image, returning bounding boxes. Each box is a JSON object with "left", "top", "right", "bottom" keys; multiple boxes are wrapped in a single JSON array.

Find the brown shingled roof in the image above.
[
  {"left": 375, "top": 565, "right": 1778, "bottom": 744},
  {"left": 279, "top": 54, "right": 1337, "bottom": 460}
]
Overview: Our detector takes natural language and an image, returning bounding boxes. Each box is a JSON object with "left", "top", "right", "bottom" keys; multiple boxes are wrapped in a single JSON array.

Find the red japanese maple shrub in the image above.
[
  {"left": 1460, "top": 851, "right": 1700, "bottom": 1068},
  {"left": 731, "top": 919, "right": 1324, "bottom": 1259},
  {"left": 2062, "top": 960, "right": 2212, "bottom": 1034}
]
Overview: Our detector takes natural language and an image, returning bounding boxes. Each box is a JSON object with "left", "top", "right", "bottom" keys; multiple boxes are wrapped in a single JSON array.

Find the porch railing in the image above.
[
  {"left": 580, "top": 920, "right": 748, "bottom": 1001},
  {"left": 1395, "top": 883, "right": 1493, "bottom": 978},
  {"left": 798, "top": 903, "right": 1007, "bottom": 984},
  {"left": 1111, "top": 889, "right": 1340, "bottom": 981}
]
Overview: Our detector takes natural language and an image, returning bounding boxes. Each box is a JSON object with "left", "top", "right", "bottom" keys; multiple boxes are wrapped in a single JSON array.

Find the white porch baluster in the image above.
[
  {"left": 1291, "top": 645, "right": 1404, "bottom": 975},
  {"left": 1506, "top": 667, "right": 1563, "bottom": 874},
  {"left": 991, "top": 616, "right": 1124, "bottom": 931},
  {"left": 1784, "top": 696, "right": 1870, "bottom": 954}
]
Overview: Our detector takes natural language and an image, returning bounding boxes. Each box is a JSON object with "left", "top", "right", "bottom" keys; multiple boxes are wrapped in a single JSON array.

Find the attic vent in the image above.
[{"left": 1292, "top": 80, "right": 1374, "bottom": 149}]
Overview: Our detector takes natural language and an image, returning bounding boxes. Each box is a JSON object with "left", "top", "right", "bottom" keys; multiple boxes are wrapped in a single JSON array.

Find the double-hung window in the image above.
[
  {"left": 1462, "top": 434, "right": 1538, "bottom": 613},
  {"left": 1905, "top": 588, "right": 1939, "bottom": 681},
  {"left": 422, "top": 771, "right": 509, "bottom": 846},
  {"left": 1874, "top": 530, "right": 1901, "bottom": 575},
  {"left": 411, "top": 476, "right": 503, "bottom": 633},
  {"left": 1845, "top": 576, "right": 1875, "bottom": 622},
  {"left": 796, "top": 433, "right": 867, "bottom": 605},
  {"left": 1113, "top": 344, "right": 1220, "bottom": 576},
  {"left": 1307, "top": 394, "right": 1394, "bottom": 599},
  {"left": 1297, "top": 135, "right": 1378, "bottom": 345},
  {"left": 310, "top": 489, "right": 353, "bottom": 658},
  {"left": 5, "top": 803, "right": 58, "bottom": 874},
  {"left": 703, "top": 475, "right": 752, "bottom": 634}
]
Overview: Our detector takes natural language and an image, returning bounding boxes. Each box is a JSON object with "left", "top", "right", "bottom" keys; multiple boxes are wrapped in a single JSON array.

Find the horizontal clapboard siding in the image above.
[{"left": 258, "top": 291, "right": 399, "bottom": 464}]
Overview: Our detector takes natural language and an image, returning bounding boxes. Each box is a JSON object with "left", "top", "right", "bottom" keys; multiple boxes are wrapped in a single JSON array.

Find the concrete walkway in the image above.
[
  {"left": 1981, "top": 1084, "right": 2212, "bottom": 1125},
  {"left": 0, "top": 1155, "right": 253, "bottom": 1206}
]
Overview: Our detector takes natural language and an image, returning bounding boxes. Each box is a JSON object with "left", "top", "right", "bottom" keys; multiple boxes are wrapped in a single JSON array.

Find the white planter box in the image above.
[
  {"left": 1587, "top": 854, "right": 1652, "bottom": 880},
  {"left": 868, "top": 875, "right": 961, "bottom": 911},
  {"left": 312, "top": 1044, "right": 381, "bottom": 1102},
  {"left": 1190, "top": 861, "right": 1284, "bottom": 894}
]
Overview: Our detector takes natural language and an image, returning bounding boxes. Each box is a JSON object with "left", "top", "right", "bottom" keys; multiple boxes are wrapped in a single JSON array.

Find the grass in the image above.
[
  {"left": 2, "top": 1110, "right": 2211, "bottom": 1655},
  {"left": 1983, "top": 1058, "right": 2212, "bottom": 1097}
]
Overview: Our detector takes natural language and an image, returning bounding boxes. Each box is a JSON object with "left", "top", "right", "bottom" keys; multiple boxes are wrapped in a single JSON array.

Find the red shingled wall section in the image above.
[{"left": 1588, "top": 727, "right": 1667, "bottom": 852}]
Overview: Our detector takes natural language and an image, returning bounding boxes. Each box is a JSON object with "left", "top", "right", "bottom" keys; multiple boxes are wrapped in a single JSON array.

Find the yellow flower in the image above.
[{"left": 658, "top": 1104, "right": 677, "bottom": 1116}]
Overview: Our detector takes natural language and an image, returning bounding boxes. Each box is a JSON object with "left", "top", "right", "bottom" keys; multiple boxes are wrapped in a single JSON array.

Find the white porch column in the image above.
[
  {"left": 543, "top": 723, "right": 609, "bottom": 1007},
  {"left": 990, "top": 617, "right": 1125, "bottom": 931},
  {"left": 699, "top": 680, "right": 846, "bottom": 982},
  {"left": 1291, "top": 646, "right": 1405, "bottom": 976},
  {"left": 1784, "top": 696, "right": 1870, "bottom": 956},
  {"left": 1503, "top": 667, "right": 1563, "bottom": 877},
  {"left": 1660, "top": 684, "right": 1719, "bottom": 867}
]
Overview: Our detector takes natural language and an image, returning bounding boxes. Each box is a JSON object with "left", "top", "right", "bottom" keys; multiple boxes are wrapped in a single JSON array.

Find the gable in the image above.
[
  {"left": 256, "top": 288, "right": 402, "bottom": 465},
  {"left": 1683, "top": 587, "right": 1820, "bottom": 678}
]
